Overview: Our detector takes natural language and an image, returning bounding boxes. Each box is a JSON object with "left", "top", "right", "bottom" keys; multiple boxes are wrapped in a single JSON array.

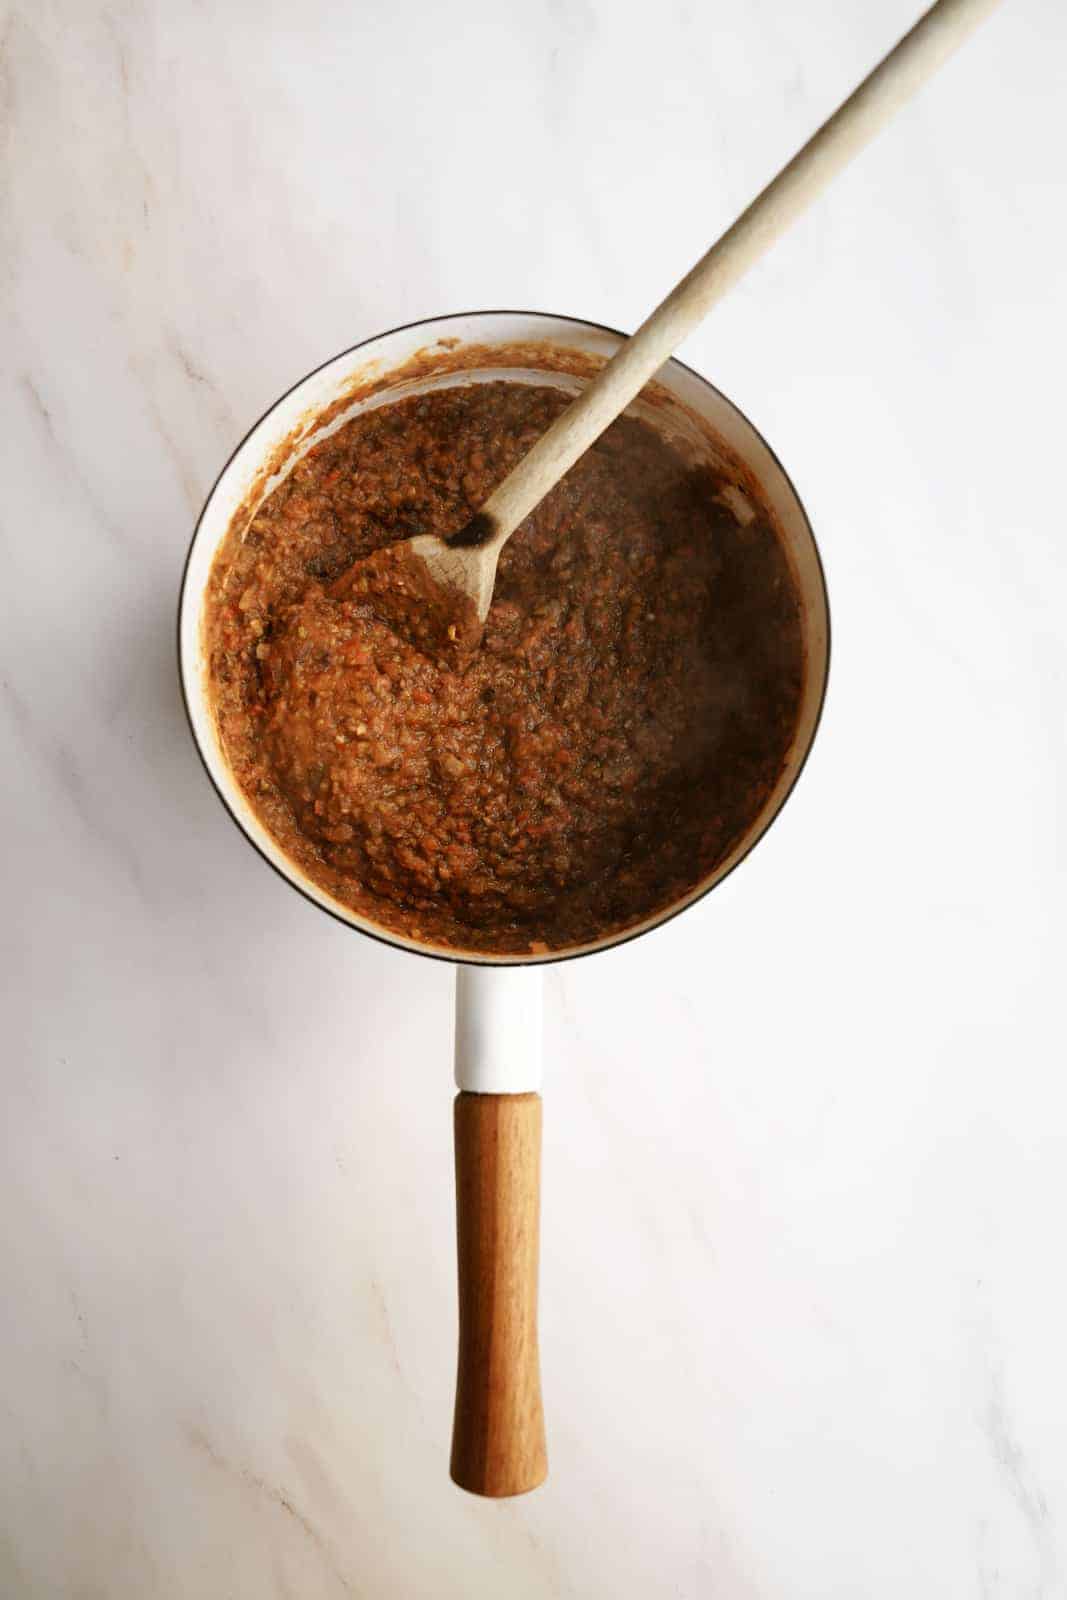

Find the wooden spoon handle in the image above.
[
  {"left": 481, "top": 0, "right": 1001, "bottom": 547},
  {"left": 450, "top": 1091, "right": 547, "bottom": 1497}
]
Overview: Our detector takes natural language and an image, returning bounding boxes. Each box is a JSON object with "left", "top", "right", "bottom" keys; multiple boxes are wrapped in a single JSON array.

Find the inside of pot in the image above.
[{"left": 189, "top": 338, "right": 828, "bottom": 964}]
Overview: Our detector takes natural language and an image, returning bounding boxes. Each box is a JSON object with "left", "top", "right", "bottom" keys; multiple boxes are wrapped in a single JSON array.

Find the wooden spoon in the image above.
[{"left": 332, "top": 0, "right": 1000, "bottom": 669}]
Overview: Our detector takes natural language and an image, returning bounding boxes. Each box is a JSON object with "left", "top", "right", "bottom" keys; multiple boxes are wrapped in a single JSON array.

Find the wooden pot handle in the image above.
[{"left": 450, "top": 1091, "right": 547, "bottom": 1496}]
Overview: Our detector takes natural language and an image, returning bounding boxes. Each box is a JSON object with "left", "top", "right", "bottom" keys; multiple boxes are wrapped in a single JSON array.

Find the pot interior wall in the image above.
[{"left": 179, "top": 313, "right": 828, "bottom": 964}]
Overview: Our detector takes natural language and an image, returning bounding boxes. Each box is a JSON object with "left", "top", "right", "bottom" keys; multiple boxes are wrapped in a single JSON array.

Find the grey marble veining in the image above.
[{"left": 2, "top": 1, "right": 1065, "bottom": 1595}]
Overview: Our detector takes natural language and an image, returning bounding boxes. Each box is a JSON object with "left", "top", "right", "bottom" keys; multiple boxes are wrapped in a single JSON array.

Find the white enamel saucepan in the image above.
[
  {"left": 178, "top": 0, "right": 1007, "bottom": 1492},
  {"left": 178, "top": 308, "right": 830, "bottom": 1495}
]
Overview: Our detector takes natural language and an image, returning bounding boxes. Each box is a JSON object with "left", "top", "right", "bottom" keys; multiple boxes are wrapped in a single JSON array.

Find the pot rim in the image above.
[{"left": 177, "top": 307, "right": 831, "bottom": 966}]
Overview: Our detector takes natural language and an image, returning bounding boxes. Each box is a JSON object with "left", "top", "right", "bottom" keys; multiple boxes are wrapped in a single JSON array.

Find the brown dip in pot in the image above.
[{"left": 205, "top": 380, "right": 804, "bottom": 955}]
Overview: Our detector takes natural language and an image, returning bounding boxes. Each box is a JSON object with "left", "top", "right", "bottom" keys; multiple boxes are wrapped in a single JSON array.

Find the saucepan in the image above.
[{"left": 177, "top": 308, "right": 830, "bottom": 1496}]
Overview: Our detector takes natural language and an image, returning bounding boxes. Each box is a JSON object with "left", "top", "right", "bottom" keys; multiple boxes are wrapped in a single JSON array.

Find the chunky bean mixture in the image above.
[{"left": 206, "top": 382, "right": 804, "bottom": 953}]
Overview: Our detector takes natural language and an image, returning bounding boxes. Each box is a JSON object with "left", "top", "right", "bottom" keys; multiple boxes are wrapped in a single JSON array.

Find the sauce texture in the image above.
[{"left": 206, "top": 381, "right": 804, "bottom": 953}]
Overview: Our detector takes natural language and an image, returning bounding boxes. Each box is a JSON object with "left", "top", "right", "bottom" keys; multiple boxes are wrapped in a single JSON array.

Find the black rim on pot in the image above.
[{"left": 177, "top": 309, "right": 831, "bottom": 967}]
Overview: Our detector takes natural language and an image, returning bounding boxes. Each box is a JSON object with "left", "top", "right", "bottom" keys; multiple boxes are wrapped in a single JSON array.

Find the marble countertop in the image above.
[{"left": 3, "top": 1, "right": 1065, "bottom": 1595}]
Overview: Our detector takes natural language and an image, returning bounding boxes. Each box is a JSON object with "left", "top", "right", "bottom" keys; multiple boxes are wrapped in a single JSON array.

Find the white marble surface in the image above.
[{"left": 3, "top": 1, "right": 1066, "bottom": 1594}]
